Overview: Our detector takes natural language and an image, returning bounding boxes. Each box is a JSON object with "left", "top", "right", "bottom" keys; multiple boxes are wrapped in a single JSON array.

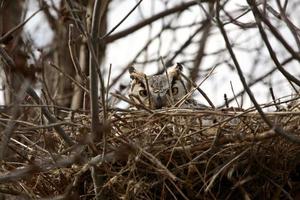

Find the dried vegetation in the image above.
[
  {"left": 1, "top": 0, "right": 300, "bottom": 199},
  {"left": 1, "top": 100, "right": 300, "bottom": 199}
]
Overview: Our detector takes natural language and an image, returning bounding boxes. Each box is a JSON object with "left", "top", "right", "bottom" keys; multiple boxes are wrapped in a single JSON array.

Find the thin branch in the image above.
[
  {"left": 0, "top": 46, "right": 74, "bottom": 146},
  {"left": 86, "top": 0, "right": 109, "bottom": 141},
  {"left": 104, "top": 1, "right": 203, "bottom": 43},
  {"left": 254, "top": 3, "right": 300, "bottom": 62},
  {"left": 217, "top": 0, "right": 300, "bottom": 143},
  {"left": 190, "top": 3, "right": 214, "bottom": 83},
  {"left": 0, "top": 8, "right": 42, "bottom": 43},
  {"left": 100, "top": 0, "right": 144, "bottom": 40},
  {"left": 49, "top": 62, "right": 89, "bottom": 93},
  {"left": 249, "top": 1, "right": 300, "bottom": 87},
  {"left": 220, "top": 57, "right": 293, "bottom": 107},
  {"left": 0, "top": 81, "right": 29, "bottom": 160}
]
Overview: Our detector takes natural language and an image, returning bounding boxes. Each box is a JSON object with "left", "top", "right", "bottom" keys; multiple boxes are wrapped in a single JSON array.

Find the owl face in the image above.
[{"left": 128, "top": 63, "right": 187, "bottom": 109}]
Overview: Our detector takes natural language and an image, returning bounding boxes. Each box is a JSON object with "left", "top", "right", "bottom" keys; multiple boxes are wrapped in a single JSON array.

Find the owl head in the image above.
[{"left": 128, "top": 63, "right": 187, "bottom": 109}]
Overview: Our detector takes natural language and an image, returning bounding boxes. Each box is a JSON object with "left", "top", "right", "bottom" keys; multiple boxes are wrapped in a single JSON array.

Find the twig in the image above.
[
  {"left": 224, "top": 94, "right": 229, "bottom": 108},
  {"left": 190, "top": 3, "right": 214, "bottom": 83},
  {"left": 108, "top": 29, "right": 167, "bottom": 90},
  {"left": 0, "top": 8, "right": 42, "bottom": 43},
  {"left": 205, "top": 148, "right": 250, "bottom": 192},
  {"left": 68, "top": 24, "right": 83, "bottom": 76},
  {"left": 220, "top": 57, "right": 293, "bottom": 107},
  {"left": 0, "top": 46, "right": 74, "bottom": 146},
  {"left": 104, "top": 1, "right": 199, "bottom": 43},
  {"left": 100, "top": 0, "right": 144, "bottom": 40},
  {"left": 248, "top": 0, "right": 300, "bottom": 87},
  {"left": 0, "top": 81, "right": 29, "bottom": 160},
  {"left": 176, "top": 65, "right": 216, "bottom": 108},
  {"left": 49, "top": 62, "right": 89, "bottom": 93},
  {"left": 88, "top": 0, "right": 109, "bottom": 141},
  {"left": 269, "top": 87, "right": 280, "bottom": 111},
  {"left": 254, "top": 2, "right": 300, "bottom": 62},
  {"left": 230, "top": 81, "right": 240, "bottom": 108},
  {"left": 161, "top": 57, "right": 174, "bottom": 104},
  {"left": 217, "top": 0, "right": 300, "bottom": 143},
  {"left": 111, "top": 93, "right": 153, "bottom": 113},
  {"left": 0, "top": 149, "right": 82, "bottom": 183}
]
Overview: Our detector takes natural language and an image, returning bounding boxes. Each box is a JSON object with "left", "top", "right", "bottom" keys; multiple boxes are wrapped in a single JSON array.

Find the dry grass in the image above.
[{"left": 1, "top": 103, "right": 300, "bottom": 199}]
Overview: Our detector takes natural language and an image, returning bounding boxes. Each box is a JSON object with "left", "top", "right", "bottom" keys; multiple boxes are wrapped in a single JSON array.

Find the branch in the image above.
[
  {"left": 190, "top": 4, "right": 214, "bottom": 83},
  {"left": 0, "top": 8, "right": 42, "bottom": 44},
  {"left": 220, "top": 57, "right": 293, "bottom": 107},
  {"left": 88, "top": 0, "right": 109, "bottom": 142},
  {"left": 0, "top": 46, "right": 74, "bottom": 146},
  {"left": 216, "top": 1, "right": 300, "bottom": 144},
  {"left": 100, "top": 0, "right": 144, "bottom": 40},
  {"left": 104, "top": 1, "right": 200, "bottom": 43},
  {"left": 253, "top": 2, "right": 300, "bottom": 62},
  {"left": 248, "top": 0, "right": 300, "bottom": 87}
]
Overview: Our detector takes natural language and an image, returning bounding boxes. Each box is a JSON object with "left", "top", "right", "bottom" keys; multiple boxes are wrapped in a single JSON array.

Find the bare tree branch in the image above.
[{"left": 217, "top": 0, "right": 300, "bottom": 144}]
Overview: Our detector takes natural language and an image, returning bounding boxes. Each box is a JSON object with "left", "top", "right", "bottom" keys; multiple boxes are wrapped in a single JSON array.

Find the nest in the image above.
[{"left": 1, "top": 103, "right": 300, "bottom": 199}]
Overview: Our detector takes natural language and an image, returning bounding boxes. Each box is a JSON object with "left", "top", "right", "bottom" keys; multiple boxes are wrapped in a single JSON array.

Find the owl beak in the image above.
[{"left": 152, "top": 95, "right": 162, "bottom": 109}]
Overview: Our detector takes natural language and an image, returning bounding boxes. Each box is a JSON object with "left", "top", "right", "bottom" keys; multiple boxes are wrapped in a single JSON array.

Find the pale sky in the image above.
[{"left": 23, "top": 0, "right": 300, "bottom": 109}]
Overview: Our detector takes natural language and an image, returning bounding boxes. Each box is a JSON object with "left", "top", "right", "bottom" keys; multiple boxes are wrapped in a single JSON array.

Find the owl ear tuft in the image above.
[
  {"left": 129, "top": 66, "right": 144, "bottom": 80},
  {"left": 128, "top": 66, "right": 136, "bottom": 74},
  {"left": 176, "top": 63, "right": 183, "bottom": 71},
  {"left": 167, "top": 63, "right": 183, "bottom": 79}
]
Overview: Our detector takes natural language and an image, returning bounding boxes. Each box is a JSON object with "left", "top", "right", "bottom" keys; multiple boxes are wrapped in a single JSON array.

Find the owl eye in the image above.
[
  {"left": 172, "top": 87, "right": 178, "bottom": 95},
  {"left": 139, "top": 89, "right": 148, "bottom": 97}
]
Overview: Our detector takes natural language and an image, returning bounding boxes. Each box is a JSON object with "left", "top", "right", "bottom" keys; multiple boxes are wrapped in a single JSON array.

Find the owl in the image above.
[{"left": 128, "top": 63, "right": 204, "bottom": 109}]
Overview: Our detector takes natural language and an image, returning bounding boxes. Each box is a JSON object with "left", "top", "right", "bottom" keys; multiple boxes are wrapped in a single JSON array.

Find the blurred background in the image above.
[{"left": 1, "top": 0, "right": 300, "bottom": 110}]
